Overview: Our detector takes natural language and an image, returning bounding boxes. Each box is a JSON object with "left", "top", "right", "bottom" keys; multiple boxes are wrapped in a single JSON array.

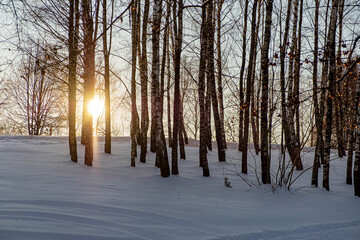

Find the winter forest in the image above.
[{"left": 0, "top": 0, "right": 360, "bottom": 239}]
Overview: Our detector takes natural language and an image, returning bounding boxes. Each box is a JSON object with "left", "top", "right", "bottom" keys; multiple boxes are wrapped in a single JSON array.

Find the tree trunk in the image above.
[
  {"left": 216, "top": 0, "right": 226, "bottom": 149},
  {"left": 130, "top": 0, "right": 140, "bottom": 167},
  {"left": 171, "top": 0, "right": 184, "bottom": 175},
  {"left": 238, "top": 0, "right": 248, "bottom": 152},
  {"left": 150, "top": 0, "right": 159, "bottom": 153},
  {"left": 323, "top": 0, "right": 339, "bottom": 191},
  {"left": 241, "top": 0, "right": 258, "bottom": 173},
  {"left": 68, "top": 0, "right": 78, "bottom": 162},
  {"left": 179, "top": 97, "right": 186, "bottom": 159},
  {"left": 81, "top": 0, "right": 96, "bottom": 166},
  {"left": 354, "top": 72, "right": 360, "bottom": 196},
  {"left": 103, "top": 0, "right": 111, "bottom": 154},
  {"left": 198, "top": 0, "right": 210, "bottom": 176},
  {"left": 207, "top": 0, "right": 226, "bottom": 163},
  {"left": 311, "top": 0, "right": 320, "bottom": 186},
  {"left": 167, "top": 47, "right": 172, "bottom": 147},
  {"left": 152, "top": 0, "right": 170, "bottom": 177},
  {"left": 335, "top": 0, "right": 346, "bottom": 158},
  {"left": 139, "top": 0, "right": 150, "bottom": 163},
  {"left": 250, "top": 1, "right": 261, "bottom": 156},
  {"left": 347, "top": 121, "right": 355, "bottom": 185},
  {"left": 205, "top": 81, "right": 212, "bottom": 151},
  {"left": 260, "top": 0, "right": 273, "bottom": 184}
]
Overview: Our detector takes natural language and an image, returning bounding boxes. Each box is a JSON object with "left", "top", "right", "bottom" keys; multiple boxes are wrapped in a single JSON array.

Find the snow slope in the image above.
[{"left": 0, "top": 136, "right": 359, "bottom": 240}]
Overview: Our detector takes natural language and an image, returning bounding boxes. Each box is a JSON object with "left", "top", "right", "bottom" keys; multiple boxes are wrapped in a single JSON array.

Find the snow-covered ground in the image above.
[{"left": 0, "top": 136, "right": 359, "bottom": 240}]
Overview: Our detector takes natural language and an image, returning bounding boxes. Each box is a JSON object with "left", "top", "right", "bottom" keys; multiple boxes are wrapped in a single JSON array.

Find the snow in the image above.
[{"left": 0, "top": 136, "right": 359, "bottom": 239}]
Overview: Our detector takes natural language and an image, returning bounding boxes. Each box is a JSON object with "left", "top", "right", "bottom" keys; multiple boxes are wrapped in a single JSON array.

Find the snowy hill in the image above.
[{"left": 0, "top": 136, "right": 359, "bottom": 239}]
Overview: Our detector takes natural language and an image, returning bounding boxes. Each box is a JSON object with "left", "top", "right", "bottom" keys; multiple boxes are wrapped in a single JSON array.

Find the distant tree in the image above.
[{"left": 5, "top": 45, "right": 66, "bottom": 136}]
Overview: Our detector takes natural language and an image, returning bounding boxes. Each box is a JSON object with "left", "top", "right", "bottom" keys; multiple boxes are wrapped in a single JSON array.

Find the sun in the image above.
[{"left": 88, "top": 96, "right": 104, "bottom": 118}]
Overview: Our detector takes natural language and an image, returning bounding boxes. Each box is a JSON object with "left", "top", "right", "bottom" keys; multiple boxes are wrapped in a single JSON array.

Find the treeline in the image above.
[{"left": 0, "top": 0, "right": 359, "bottom": 196}]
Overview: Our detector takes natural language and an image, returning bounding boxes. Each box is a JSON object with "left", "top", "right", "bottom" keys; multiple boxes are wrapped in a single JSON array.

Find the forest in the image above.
[{"left": 0, "top": 0, "right": 360, "bottom": 197}]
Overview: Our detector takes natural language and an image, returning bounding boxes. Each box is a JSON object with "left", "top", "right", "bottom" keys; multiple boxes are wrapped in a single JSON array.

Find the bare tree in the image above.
[
  {"left": 207, "top": 0, "right": 226, "bottom": 163},
  {"left": 153, "top": 0, "right": 170, "bottom": 177},
  {"left": 323, "top": 0, "right": 339, "bottom": 191},
  {"left": 139, "top": 0, "right": 150, "bottom": 163},
  {"left": 171, "top": 0, "right": 184, "bottom": 174},
  {"left": 68, "top": 0, "right": 79, "bottom": 162},
  {"left": 130, "top": 0, "right": 140, "bottom": 167},
  {"left": 260, "top": 0, "right": 273, "bottom": 184},
  {"left": 198, "top": 0, "right": 210, "bottom": 176},
  {"left": 81, "top": 0, "right": 99, "bottom": 166},
  {"left": 241, "top": 0, "right": 258, "bottom": 174},
  {"left": 102, "top": 0, "right": 114, "bottom": 154},
  {"left": 6, "top": 45, "right": 66, "bottom": 136}
]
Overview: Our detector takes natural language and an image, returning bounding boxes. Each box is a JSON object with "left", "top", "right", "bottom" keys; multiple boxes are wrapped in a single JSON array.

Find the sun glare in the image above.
[{"left": 88, "top": 96, "right": 104, "bottom": 118}]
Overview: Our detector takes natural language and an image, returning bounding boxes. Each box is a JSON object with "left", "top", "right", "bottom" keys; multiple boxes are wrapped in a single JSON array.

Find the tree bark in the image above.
[
  {"left": 152, "top": 0, "right": 170, "bottom": 177},
  {"left": 171, "top": 0, "right": 184, "bottom": 174},
  {"left": 207, "top": 0, "right": 226, "bottom": 163},
  {"left": 103, "top": 0, "right": 111, "bottom": 154},
  {"left": 216, "top": 0, "right": 226, "bottom": 149},
  {"left": 238, "top": 0, "right": 248, "bottom": 152},
  {"left": 130, "top": 0, "right": 140, "bottom": 167},
  {"left": 241, "top": 0, "right": 258, "bottom": 173},
  {"left": 354, "top": 71, "right": 360, "bottom": 196},
  {"left": 68, "top": 0, "right": 78, "bottom": 162},
  {"left": 311, "top": 0, "right": 321, "bottom": 186},
  {"left": 139, "top": 0, "right": 150, "bottom": 163},
  {"left": 260, "top": 0, "right": 273, "bottom": 184},
  {"left": 198, "top": 0, "right": 210, "bottom": 176},
  {"left": 323, "top": 0, "right": 339, "bottom": 191},
  {"left": 81, "top": 0, "right": 96, "bottom": 166},
  {"left": 335, "top": 0, "right": 346, "bottom": 158}
]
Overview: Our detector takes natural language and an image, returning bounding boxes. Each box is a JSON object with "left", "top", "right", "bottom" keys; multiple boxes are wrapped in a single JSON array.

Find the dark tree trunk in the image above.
[
  {"left": 130, "top": 0, "right": 139, "bottom": 167},
  {"left": 171, "top": 0, "right": 184, "bottom": 175},
  {"left": 68, "top": 0, "right": 78, "bottom": 162},
  {"left": 81, "top": 0, "right": 96, "bottom": 166},
  {"left": 207, "top": 0, "right": 226, "bottom": 163},
  {"left": 198, "top": 0, "right": 210, "bottom": 176},
  {"left": 238, "top": 0, "right": 248, "bottom": 152},
  {"left": 354, "top": 73, "right": 360, "bottom": 196},
  {"left": 311, "top": 0, "right": 321, "bottom": 186},
  {"left": 260, "top": 0, "right": 273, "bottom": 184},
  {"left": 241, "top": 0, "right": 258, "bottom": 173},
  {"left": 323, "top": 0, "right": 339, "bottom": 191},
  {"left": 335, "top": 0, "right": 346, "bottom": 158},
  {"left": 152, "top": 0, "right": 170, "bottom": 177},
  {"left": 216, "top": 0, "right": 226, "bottom": 149},
  {"left": 139, "top": 0, "right": 150, "bottom": 163},
  {"left": 103, "top": 0, "right": 111, "bottom": 154},
  {"left": 179, "top": 97, "right": 186, "bottom": 159}
]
